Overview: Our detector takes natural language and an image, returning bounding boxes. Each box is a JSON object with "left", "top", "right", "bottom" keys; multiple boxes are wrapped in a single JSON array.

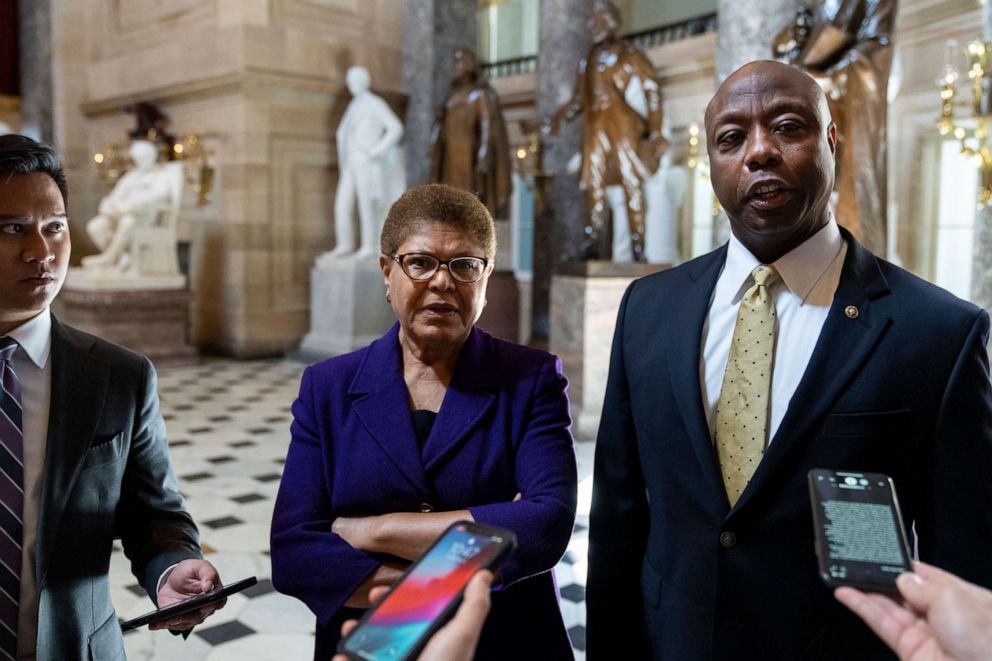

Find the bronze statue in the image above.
[
  {"left": 430, "top": 47, "right": 512, "bottom": 219},
  {"left": 543, "top": 0, "right": 665, "bottom": 261},
  {"left": 774, "top": 0, "right": 896, "bottom": 255}
]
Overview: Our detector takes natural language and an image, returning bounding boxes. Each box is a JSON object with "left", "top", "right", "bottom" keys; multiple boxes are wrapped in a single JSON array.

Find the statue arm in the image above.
[
  {"left": 336, "top": 113, "right": 348, "bottom": 171},
  {"left": 475, "top": 91, "right": 496, "bottom": 174},
  {"left": 629, "top": 49, "right": 664, "bottom": 136},
  {"left": 817, "top": 0, "right": 895, "bottom": 77},
  {"left": 368, "top": 98, "right": 403, "bottom": 159}
]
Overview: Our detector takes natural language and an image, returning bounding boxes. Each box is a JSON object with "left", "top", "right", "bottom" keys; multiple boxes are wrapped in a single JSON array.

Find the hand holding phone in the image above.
[
  {"left": 338, "top": 521, "right": 516, "bottom": 661},
  {"left": 808, "top": 469, "right": 912, "bottom": 593},
  {"left": 121, "top": 576, "right": 258, "bottom": 632}
]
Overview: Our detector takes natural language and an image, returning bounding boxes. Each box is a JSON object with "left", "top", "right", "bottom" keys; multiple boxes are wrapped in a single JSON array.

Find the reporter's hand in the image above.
[
  {"left": 835, "top": 561, "right": 992, "bottom": 661},
  {"left": 152, "top": 559, "right": 224, "bottom": 631},
  {"left": 334, "top": 570, "right": 493, "bottom": 661}
]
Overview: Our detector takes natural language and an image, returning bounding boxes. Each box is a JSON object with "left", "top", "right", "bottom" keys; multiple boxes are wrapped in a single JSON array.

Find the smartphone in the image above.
[
  {"left": 338, "top": 521, "right": 517, "bottom": 661},
  {"left": 808, "top": 469, "right": 913, "bottom": 593},
  {"left": 120, "top": 576, "right": 257, "bottom": 631}
]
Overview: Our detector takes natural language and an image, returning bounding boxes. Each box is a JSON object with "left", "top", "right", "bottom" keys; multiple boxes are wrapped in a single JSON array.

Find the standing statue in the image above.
[
  {"left": 323, "top": 66, "right": 405, "bottom": 261},
  {"left": 82, "top": 139, "right": 183, "bottom": 278},
  {"left": 430, "top": 47, "right": 512, "bottom": 219},
  {"left": 542, "top": 0, "right": 666, "bottom": 262},
  {"left": 774, "top": 0, "right": 896, "bottom": 255}
]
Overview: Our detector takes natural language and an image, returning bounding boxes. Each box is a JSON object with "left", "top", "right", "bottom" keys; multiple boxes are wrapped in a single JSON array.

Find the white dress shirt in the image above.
[
  {"left": 700, "top": 219, "right": 847, "bottom": 444},
  {"left": 6, "top": 310, "right": 51, "bottom": 660}
]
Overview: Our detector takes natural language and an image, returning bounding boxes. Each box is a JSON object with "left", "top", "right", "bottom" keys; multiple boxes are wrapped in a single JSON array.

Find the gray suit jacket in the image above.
[{"left": 33, "top": 319, "right": 201, "bottom": 660}]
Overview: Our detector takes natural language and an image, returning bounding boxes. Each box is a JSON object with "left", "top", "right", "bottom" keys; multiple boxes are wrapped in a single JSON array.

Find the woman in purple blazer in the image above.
[{"left": 271, "top": 184, "right": 578, "bottom": 660}]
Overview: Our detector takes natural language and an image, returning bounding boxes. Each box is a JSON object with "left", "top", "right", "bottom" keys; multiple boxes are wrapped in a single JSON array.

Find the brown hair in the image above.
[{"left": 380, "top": 184, "right": 497, "bottom": 260}]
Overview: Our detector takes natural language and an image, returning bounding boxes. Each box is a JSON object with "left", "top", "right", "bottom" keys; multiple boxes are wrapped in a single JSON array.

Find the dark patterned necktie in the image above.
[{"left": 0, "top": 337, "right": 22, "bottom": 659}]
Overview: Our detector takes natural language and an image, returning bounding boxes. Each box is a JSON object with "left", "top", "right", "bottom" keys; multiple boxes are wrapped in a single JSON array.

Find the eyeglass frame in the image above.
[{"left": 390, "top": 252, "right": 491, "bottom": 283}]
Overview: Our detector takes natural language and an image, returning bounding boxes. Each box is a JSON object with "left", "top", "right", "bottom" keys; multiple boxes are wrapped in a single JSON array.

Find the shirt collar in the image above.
[
  {"left": 5, "top": 309, "right": 52, "bottom": 369},
  {"left": 723, "top": 217, "right": 843, "bottom": 305}
]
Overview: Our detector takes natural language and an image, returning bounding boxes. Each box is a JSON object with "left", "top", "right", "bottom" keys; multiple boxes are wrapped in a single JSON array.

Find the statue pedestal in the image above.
[
  {"left": 55, "top": 275, "right": 196, "bottom": 366},
  {"left": 298, "top": 257, "right": 394, "bottom": 360},
  {"left": 550, "top": 261, "right": 669, "bottom": 439}
]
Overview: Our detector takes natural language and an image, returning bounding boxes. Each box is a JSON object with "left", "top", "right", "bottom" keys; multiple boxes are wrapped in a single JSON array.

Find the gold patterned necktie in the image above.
[{"left": 715, "top": 264, "right": 780, "bottom": 506}]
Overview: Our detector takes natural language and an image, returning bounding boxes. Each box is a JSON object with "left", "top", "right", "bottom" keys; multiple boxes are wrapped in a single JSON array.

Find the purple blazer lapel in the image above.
[
  {"left": 422, "top": 327, "right": 498, "bottom": 471},
  {"left": 348, "top": 324, "right": 430, "bottom": 494}
]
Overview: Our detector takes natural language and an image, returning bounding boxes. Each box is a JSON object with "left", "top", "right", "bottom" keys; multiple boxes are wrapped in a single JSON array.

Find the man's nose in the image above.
[
  {"left": 23, "top": 230, "right": 55, "bottom": 263},
  {"left": 745, "top": 129, "right": 781, "bottom": 170}
]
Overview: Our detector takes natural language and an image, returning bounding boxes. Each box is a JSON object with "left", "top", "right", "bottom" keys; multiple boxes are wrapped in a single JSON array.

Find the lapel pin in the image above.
[{"left": 845, "top": 305, "right": 859, "bottom": 319}]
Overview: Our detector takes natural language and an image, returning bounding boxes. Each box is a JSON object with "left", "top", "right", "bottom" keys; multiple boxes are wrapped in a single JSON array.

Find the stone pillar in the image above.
[
  {"left": 532, "top": 0, "right": 592, "bottom": 343},
  {"left": 716, "top": 0, "right": 801, "bottom": 82},
  {"left": 403, "top": 0, "right": 476, "bottom": 187},
  {"left": 17, "top": 0, "right": 54, "bottom": 141},
  {"left": 972, "top": 5, "right": 992, "bottom": 317}
]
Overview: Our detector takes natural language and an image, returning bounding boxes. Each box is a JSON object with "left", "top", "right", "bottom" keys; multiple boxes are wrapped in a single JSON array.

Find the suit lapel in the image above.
[
  {"left": 733, "top": 233, "right": 892, "bottom": 512},
  {"left": 422, "top": 328, "right": 497, "bottom": 472},
  {"left": 36, "top": 319, "right": 110, "bottom": 584},
  {"left": 349, "top": 324, "right": 431, "bottom": 495},
  {"left": 667, "top": 246, "right": 728, "bottom": 502}
]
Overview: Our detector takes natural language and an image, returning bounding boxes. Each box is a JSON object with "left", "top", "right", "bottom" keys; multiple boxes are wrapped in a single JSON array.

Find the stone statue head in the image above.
[
  {"left": 452, "top": 48, "right": 480, "bottom": 84},
  {"left": 129, "top": 140, "right": 159, "bottom": 169},
  {"left": 589, "top": 1, "right": 621, "bottom": 43},
  {"left": 346, "top": 66, "right": 371, "bottom": 96}
]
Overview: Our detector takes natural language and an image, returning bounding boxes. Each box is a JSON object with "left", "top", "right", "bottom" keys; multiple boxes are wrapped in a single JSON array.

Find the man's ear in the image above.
[{"left": 827, "top": 122, "right": 838, "bottom": 155}]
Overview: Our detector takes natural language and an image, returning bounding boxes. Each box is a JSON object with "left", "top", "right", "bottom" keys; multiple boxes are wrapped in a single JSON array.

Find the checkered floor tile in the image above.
[{"left": 112, "top": 358, "right": 593, "bottom": 660}]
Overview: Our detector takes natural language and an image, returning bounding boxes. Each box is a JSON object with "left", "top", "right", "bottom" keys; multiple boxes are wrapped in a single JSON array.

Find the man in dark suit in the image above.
[
  {"left": 586, "top": 60, "right": 992, "bottom": 660},
  {"left": 0, "top": 134, "right": 224, "bottom": 659}
]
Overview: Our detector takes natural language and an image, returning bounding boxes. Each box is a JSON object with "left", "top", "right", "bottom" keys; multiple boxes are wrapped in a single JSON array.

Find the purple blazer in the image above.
[{"left": 271, "top": 324, "right": 577, "bottom": 660}]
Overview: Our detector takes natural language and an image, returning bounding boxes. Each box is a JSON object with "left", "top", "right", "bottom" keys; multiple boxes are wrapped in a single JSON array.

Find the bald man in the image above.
[{"left": 587, "top": 61, "right": 992, "bottom": 660}]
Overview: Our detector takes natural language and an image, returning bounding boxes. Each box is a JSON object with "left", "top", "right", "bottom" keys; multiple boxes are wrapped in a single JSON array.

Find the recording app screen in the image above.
[
  {"left": 344, "top": 525, "right": 501, "bottom": 660},
  {"left": 814, "top": 473, "right": 910, "bottom": 584}
]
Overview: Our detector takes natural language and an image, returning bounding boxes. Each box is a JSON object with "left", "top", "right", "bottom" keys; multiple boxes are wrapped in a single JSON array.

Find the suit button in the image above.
[
  {"left": 720, "top": 531, "right": 737, "bottom": 548},
  {"left": 419, "top": 503, "right": 434, "bottom": 513}
]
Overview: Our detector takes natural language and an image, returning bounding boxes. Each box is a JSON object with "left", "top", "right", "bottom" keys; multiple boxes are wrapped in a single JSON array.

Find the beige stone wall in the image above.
[{"left": 50, "top": 0, "right": 404, "bottom": 357}]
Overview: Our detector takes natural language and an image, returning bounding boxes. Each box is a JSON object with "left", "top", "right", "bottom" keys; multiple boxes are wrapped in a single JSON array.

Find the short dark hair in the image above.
[
  {"left": 0, "top": 134, "right": 69, "bottom": 207},
  {"left": 381, "top": 184, "right": 497, "bottom": 260}
]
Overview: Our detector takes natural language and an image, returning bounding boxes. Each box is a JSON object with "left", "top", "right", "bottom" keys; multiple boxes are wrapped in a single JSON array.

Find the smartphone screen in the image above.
[
  {"left": 340, "top": 521, "right": 515, "bottom": 661},
  {"left": 808, "top": 469, "right": 912, "bottom": 592}
]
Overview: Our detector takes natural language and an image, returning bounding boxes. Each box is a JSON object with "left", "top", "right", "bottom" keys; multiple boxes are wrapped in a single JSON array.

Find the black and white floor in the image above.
[{"left": 111, "top": 358, "right": 593, "bottom": 660}]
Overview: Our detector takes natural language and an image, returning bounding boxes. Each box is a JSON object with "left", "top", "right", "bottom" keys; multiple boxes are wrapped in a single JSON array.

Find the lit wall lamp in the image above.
[{"left": 937, "top": 39, "right": 992, "bottom": 207}]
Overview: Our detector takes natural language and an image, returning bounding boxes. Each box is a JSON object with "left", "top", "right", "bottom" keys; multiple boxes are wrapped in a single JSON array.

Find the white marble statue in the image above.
[
  {"left": 80, "top": 140, "right": 184, "bottom": 283},
  {"left": 321, "top": 66, "right": 404, "bottom": 262},
  {"left": 644, "top": 150, "right": 687, "bottom": 265}
]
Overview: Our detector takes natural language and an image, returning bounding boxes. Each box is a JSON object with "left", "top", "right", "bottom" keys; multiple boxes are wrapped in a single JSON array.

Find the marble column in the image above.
[
  {"left": 17, "top": 0, "right": 54, "bottom": 141},
  {"left": 403, "top": 0, "right": 477, "bottom": 187},
  {"left": 972, "top": 5, "right": 992, "bottom": 318},
  {"left": 716, "top": 0, "right": 801, "bottom": 82},
  {"left": 532, "top": 0, "right": 592, "bottom": 343}
]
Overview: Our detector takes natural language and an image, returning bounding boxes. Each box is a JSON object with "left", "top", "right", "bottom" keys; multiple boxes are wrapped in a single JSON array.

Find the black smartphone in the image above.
[
  {"left": 808, "top": 469, "right": 913, "bottom": 593},
  {"left": 338, "top": 521, "right": 517, "bottom": 661},
  {"left": 120, "top": 576, "right": 257, "bottom": 631}
]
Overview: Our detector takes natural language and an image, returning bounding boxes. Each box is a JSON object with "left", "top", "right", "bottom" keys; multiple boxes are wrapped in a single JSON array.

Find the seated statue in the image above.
[{"left": 82, "top": 139, "right": 184, "bottom": 279}]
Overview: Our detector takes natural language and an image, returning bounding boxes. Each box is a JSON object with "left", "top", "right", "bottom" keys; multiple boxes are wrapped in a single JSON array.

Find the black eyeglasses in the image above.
[{"left": 392, "top": 253, "right": 489, "bottom": 283}]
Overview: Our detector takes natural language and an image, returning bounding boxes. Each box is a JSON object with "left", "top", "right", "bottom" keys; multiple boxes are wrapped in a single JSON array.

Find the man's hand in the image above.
[
  {"left": 335, "top": 570, "right": 493, "bottom": 661},
  {"left": 835, "top": 561, "right": 992, "bottom": 661},
  {"left": 151, "top": 559, "right": 224, "bottom": 631}
]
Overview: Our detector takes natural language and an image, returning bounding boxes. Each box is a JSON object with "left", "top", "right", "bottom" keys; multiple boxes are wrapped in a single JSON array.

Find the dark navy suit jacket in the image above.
[
  {"left": 272, "top": 324, "right": 577, "bottom": 660},
  {"left": 587, "top": 232, "right": 992, "bottom": 660}
]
